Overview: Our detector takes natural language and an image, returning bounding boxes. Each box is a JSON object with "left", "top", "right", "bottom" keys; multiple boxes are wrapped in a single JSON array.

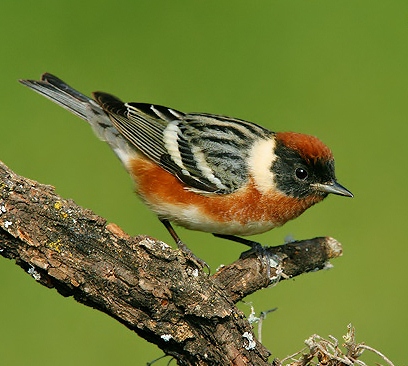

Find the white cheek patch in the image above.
[{"left": 248, "top": 138, "right": 277, "bottom": 194}]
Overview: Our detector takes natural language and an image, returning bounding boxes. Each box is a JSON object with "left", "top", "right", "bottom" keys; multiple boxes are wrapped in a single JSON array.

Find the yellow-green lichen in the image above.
[
  {"left": 54, "top": 201, "right": 68, "bottom": 219},
  {"left": 47, "top": 239, "right": 63, "bottom": 253}
]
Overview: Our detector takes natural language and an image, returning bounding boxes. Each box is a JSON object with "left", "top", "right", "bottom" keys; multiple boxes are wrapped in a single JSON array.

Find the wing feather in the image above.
[{"left": 93, "top": 92, "right": 272, "bottom": 194}]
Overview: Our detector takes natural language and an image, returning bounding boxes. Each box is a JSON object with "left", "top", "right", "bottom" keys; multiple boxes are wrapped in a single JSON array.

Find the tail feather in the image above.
[
  {"left": 19, "top": 73, "right": 137, "bottom": 167},
  {"left": 19, "top": 73, "right": 103, "bottom": 121}
]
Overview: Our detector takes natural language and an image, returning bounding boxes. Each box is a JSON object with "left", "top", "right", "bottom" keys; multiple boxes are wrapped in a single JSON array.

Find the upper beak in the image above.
[{"left": 313, "top": 181, "right": 354, "bottom": 197}]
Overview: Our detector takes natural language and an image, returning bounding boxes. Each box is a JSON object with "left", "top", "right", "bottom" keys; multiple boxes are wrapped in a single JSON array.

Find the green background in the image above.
[{"left": 1, "top": 1, "right": 407, "bottom": 365}]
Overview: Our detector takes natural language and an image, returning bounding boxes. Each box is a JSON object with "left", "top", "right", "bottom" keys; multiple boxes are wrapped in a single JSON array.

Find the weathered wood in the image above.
[{"left": 0, "top": 160, "right": 342, "bottom": 365}]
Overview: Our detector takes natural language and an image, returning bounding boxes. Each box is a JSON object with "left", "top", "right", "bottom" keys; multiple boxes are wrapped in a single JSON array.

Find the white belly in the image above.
[{"left": 148, "top": 202, "right": 277, "bottom": 236}]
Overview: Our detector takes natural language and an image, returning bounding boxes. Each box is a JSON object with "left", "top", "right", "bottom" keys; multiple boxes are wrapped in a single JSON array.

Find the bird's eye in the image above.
[{"left": 295, "top": 167, "right": 308, "bottom": 180}]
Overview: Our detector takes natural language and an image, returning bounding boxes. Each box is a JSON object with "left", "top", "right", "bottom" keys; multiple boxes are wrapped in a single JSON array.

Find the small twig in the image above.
[
  {"left": 274, "top": 324, "right": 396, "bottom": 366},
  {"left": 356, "top": 345, "right": 395, "bottom": 366},
  {"left": 258, "top": 308, "right": 278, "bottom": 343}
]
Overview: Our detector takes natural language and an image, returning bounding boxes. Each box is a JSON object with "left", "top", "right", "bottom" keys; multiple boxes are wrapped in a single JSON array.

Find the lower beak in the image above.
[{"left": 313, "top": 181, "right": 354, "bottom": 197}]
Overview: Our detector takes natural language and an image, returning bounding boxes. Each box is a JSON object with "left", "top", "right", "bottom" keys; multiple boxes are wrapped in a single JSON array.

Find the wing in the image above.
[{"left": 93, "top": 92, "right": 271, "bottom": 194}]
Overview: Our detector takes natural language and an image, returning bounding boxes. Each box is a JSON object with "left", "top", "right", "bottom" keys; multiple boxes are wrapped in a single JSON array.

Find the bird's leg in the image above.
[
  {"left": 212, "top": 233, "right": 263, "bottom": 251},
  {"left": 213, "top": 233, "right": 277, "bottom": 278},
  {"left": 160, "top": 219, "right": 209, "bottom": 270}
]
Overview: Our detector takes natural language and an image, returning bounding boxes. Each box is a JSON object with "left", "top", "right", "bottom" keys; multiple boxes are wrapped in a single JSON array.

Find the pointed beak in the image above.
[{"left": 313, "top": 181, "right": 354, "bottom": 197}]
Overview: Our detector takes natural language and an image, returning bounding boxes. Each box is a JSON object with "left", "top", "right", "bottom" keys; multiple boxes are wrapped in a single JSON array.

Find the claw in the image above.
[
  {"left": 213, "top": 233, "right": 281, "bottom": 280},
  {"left": 176, "top": 239, "right": 210, "bottom": 271},
  {"left": 160, "top": 219, "right": 209, "bottom": 271}
]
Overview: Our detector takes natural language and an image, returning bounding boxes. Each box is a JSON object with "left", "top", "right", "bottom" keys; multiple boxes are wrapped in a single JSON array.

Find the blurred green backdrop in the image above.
[{"left": 1, "top": 1, "right": 407, "bottom": 365}]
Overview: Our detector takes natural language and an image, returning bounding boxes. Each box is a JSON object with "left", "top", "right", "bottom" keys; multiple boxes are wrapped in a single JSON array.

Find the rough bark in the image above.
[{"left": 0, "top": 160, "right": 342, "bottom": 365}]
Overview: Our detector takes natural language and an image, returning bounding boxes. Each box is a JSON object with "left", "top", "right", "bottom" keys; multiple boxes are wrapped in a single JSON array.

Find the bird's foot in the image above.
[
  {"left": 160, "top": 218, "right": 209, "bottom": 271},
  {"left": 212, "top": 233, "right": 281, "bottom": 279},
  {"left": 240, "top": 242, "right": 282, "bottom": 280},
  {"left": 176, "top": 240, "right": 209, "bottom": 271}
]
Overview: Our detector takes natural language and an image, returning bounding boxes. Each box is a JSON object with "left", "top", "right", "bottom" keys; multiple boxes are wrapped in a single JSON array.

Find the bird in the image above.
[{"left": 19, "top": 73, "right": 353, "bottom": 267}]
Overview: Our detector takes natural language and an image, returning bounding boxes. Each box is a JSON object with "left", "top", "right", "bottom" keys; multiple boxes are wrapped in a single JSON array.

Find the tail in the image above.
[
  {"left": 19, "top": 73, "right": 104, "bottom": 121},
  {"left": 19, "top": 73, "right": 137, "bottom": 167}
]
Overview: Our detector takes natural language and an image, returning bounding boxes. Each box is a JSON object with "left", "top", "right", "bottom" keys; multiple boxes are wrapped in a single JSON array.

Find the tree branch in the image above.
[{"left": 0, "top": 160, "right": 342, "bottom": 365}]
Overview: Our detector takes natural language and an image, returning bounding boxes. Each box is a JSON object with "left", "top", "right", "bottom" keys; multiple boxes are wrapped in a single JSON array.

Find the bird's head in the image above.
[{"left": 273, "top": 132, "right": 353, "bottom": 200}]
